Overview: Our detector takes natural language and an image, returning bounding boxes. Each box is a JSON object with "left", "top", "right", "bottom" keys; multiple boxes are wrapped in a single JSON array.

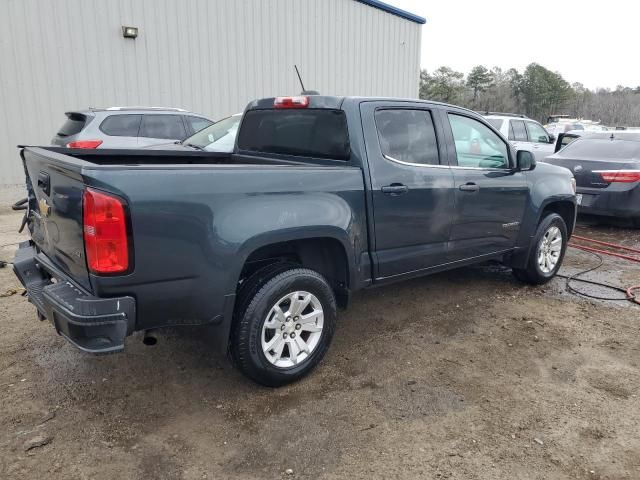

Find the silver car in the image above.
[
  {"left": 144, "top": 113, "right": 242, "bottom": 152},
  {"left": 483, "top": 112, "right": 556, "bottom": 162},
  {"left": 51, "top": 107, "right": 214, "bottom": 149}
]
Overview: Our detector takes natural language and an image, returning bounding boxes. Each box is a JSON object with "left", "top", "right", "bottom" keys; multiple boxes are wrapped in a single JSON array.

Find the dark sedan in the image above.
[{"left": 543, "top": 132, "right": 640, "bottom": 226}]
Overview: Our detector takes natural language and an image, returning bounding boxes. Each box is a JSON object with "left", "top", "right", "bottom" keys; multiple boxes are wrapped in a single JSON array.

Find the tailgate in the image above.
[{"left": 21, "top": 147, "right": 91, "bottom": 290}]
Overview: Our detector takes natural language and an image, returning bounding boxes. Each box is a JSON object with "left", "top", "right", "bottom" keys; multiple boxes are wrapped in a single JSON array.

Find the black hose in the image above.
[
  {"left": 11, "top": 198, "right": 28, "bottom": 211},
  {"left": 558, "top": 249, "right": 633, "bottom": 301}
]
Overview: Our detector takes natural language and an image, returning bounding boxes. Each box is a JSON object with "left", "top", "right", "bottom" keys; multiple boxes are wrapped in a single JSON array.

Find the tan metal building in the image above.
[{"left": 0, "top": 0, "right": 424, "bottom": 186}]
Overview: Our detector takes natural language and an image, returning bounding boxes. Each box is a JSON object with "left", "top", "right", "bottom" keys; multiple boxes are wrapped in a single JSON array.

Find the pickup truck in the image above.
[{"left": 13, "top": 95, "right": 577, "bottom": 386}]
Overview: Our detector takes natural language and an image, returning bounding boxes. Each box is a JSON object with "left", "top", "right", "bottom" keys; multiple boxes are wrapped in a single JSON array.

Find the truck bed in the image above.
[
  {"left": 19, "top": 146, "right": 368, "bottom": 341},
  {"left": 38, "top": 146, "right": 346, "bottom": 167}
]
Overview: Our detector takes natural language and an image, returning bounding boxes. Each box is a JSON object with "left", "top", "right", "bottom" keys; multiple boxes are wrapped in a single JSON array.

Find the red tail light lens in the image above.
[
  {"left": 274, "top": 96, "right": 309, "bottom": 109},
  {"left": 83, "top": 189, "right": 129, "bottom": 274},
  {"left": 67, "top": 140, "right": 103, "bottom": 149},
  {"left": 595, "top": 170, "right": 640, "bottom": 183}
]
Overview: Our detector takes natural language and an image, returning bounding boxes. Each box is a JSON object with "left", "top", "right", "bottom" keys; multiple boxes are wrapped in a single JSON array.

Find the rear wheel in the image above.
[
  {"left": 231, "top": 265, "right": 337, "bottom": 387},
  {"left": 513, "top": 213, "right": 568, "bottom": 285}
]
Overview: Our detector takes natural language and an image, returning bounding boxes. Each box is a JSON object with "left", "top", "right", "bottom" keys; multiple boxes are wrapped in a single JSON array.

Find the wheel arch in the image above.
[
  {"left": 232, "top": 229, "right": 355, "bottom": 308},
  {"left": 540, "top": 199, "right": 576, "bottom": 237},
  {"left": 509, "top": 196, "right": 576, "bottom": 269}
]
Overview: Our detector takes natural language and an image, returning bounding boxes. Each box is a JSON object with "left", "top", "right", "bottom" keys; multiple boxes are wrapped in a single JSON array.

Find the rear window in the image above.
[
  {"left": 237, "top": 109, "right": 350, "bottom": 160},
  {"left": 100, "top": 114, "right": 142, "bottom": 137},
  {"left": 486, "top": 118, "right": 503, "bottom": 130},
  {"left": 560, "top": 138, "right": 640, "bottom": 160},
  {"left": 57, "top": 113, "right": 87, "bottom": 137}
]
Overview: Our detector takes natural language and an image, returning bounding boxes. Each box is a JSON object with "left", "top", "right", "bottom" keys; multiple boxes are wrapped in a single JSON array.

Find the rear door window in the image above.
[
  {"left": 511, "top": 120, "right": 528, "bottom": 141},
  {"left": 526, "top": 121, "right": 550, "bottom": 143},
  {"left": 374, "top": 109, "right": 439, "bottom": 165},
  {"left": 139, "top": 114, "right": 187, "bottom": 140},
  {"left": 99, "top": 114, "right": 142, "bottom": 137},
  {"left": 237, "top": 109, "right": 350, "bottom": 160}
]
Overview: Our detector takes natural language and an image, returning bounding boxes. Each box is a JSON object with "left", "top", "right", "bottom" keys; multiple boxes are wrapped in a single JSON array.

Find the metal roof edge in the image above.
[{"left": 356, "top": 0, "right": 426, "bottom": 24}]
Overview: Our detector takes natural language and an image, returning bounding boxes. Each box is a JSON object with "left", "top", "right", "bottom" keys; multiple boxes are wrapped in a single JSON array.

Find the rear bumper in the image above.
[
  {"left": 577, "top": 185, "right": 640, "bottom": 219},
  {"left": 13, "top": 241, "right": 135, "bottom": 354}
]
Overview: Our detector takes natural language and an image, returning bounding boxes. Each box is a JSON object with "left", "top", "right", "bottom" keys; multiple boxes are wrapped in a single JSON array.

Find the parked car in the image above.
[
  {"left": 51, "top": 107, "right": 214, "bottom": 149},
  {"left": 543, "top": 132, "right": 640, "bottom": 226},
  {"left": 144, "top": 113, "right": 242, "bottom": 152},
  {"left": 14, "top": 95, "right": 576, "bottom": 386},
  {"left": 483, "top": 113, "right": 556, "bottom": 162}
]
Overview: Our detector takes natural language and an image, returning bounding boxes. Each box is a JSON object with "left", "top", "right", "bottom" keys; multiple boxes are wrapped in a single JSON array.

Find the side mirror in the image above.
[
  {"left": 548, "top": 134, "right": 556, "bottom": 143},
  {"left": 516, "top": 150, "right": 536, "bottom": 171}
]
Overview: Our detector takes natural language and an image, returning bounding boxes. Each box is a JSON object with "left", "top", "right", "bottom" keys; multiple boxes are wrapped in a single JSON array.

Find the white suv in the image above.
[{"left": 483, "top": 113, "right": 556, "bottom": 162}]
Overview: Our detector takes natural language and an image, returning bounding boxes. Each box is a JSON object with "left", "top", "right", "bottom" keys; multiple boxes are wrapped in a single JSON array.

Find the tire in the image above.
[
  {"left": 231, "top": 264, "right": 337, "bottom": 387},
  {"left": 513, "top": 213, "right": 568, "bottom": 285}
]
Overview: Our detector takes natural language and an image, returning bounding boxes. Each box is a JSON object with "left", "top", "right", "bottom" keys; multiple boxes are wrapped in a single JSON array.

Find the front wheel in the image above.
[
  {"left": 231, "top": 266, "right": 337, "bottom": 387},
  {"left": 513, "top": 213, "right": 568, "bottom": 285}
]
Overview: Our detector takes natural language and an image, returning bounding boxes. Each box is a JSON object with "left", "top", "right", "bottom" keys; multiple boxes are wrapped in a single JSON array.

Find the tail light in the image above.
[
  {"left": 83, "top": 189, "right": 129, "bottom": 274},
  {"left": 594, "top": 170, "right": 640, "bottom": 183},
  {"left": 274, "top": 96, "right": 309, "bottom": 109},
  {"left": 67, "top": 140, "right": 103, "bottom": 149}
]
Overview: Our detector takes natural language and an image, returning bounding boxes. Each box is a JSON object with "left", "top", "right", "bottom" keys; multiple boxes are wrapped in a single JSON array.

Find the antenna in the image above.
[
  {"left": 294, "top": 65, "right": 306, "bottom": 93},
  {"left": 294, "top": 65, "right": 320, "bottom": 95}
]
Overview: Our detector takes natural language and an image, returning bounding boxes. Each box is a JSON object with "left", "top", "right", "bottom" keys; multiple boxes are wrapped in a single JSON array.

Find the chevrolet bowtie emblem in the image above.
[{"left": 38, "top": 197, "right": 51, "bottom": 217}]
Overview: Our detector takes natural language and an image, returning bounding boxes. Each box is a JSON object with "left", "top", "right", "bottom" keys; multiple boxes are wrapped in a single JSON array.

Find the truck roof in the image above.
[{"left": 245, "top": 95, "right": 478, "bottom": 115}]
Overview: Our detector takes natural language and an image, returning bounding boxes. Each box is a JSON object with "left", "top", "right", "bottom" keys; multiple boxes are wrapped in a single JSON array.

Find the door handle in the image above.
[
  {"left": 381, "top": 183, "right": 409, "bottom": 196},
  {"left": 458, "top": 182, "right": 479, "bottom": 192}
]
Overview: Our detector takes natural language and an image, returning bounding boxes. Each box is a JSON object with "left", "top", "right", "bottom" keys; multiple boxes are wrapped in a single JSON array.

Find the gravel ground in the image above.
[{"left": 1, "top": 210, "right": 639, "bottom": 480}]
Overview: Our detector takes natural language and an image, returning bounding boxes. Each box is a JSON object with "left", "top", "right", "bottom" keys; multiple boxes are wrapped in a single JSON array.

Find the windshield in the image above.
[{"left": 183, "top": 115, "right": 241, "bottom": 151}]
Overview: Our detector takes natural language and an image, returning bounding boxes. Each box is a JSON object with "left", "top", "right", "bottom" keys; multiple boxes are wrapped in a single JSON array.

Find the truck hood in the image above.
[{"left": 534, "top": 159, "right": 574, "bottom": 178}]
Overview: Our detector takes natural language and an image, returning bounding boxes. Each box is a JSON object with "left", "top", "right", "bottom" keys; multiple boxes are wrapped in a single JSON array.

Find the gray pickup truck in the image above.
[{"left": 13, "top": 95, "right": 577, "bottom": 386}]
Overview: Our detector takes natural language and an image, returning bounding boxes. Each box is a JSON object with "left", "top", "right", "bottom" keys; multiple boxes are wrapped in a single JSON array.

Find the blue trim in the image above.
[{"left": 356, "top": 0, "right": 426, "bottom": 24}]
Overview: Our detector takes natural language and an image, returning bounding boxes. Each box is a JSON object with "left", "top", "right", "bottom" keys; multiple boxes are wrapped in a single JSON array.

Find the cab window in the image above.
[{"left": 448, "top": 114, "right": 510, "bottom": 169}]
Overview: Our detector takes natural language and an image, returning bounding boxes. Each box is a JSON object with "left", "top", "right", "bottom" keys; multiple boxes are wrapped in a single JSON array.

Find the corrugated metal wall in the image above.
[{"left": 0, "top": 0, "right": 421, "bottom": 185}]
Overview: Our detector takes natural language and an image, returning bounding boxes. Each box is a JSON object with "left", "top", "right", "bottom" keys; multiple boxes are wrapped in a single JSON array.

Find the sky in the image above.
[{"left": 388, "top": 0, "right": 638, "bottom": 90}]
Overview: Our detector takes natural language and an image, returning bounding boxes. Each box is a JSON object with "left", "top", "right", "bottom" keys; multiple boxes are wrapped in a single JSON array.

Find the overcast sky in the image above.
[{"left": 389, "top": 0, "right": 636, "bottom": 90}]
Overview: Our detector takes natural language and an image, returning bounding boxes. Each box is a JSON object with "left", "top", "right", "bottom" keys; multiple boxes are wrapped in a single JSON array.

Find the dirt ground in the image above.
[{"left": 1, "top": 209, "right": 639, "bottom": 480}]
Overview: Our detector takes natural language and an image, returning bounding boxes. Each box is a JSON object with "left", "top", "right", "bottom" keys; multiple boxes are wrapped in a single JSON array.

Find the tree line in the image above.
[{"left": 419, "top": 63, "right": 640, "bottom": 127}]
